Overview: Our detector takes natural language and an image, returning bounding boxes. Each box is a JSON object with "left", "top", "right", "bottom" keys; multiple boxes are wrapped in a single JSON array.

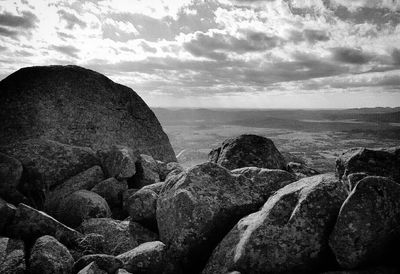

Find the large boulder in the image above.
[
  {"left": 336, "top": 147, "right": 400, "bottom": 183},
  {"left": 0, "top": 237, "right": 25, "bottom": 274},
  {"left": 0, "top": 138, "right": 99, "bottom": 207},
  {"left": 208, "top": 134, "right": 287, "bottom": 170},
  {"left": 203, "top": 174, "right": 348, "bottom": 274},
  {"left": 0, "top": 65, "right": 176, "bottom": 162},
  {"left": 157, "top": 162, "right": 295, "bottom": 273},
  {"left": 79, "top": 218, "right": 157, "bottom": 255},
  {"left": 0, "top": 153, "right": 27, "bottom": 204},
  {"left": 29, "top": 235, "right": 74, "bottom": 274},
  {"left": 73, "top": 254, "right": 123, "bottom": 274},
  {"left": 329, "top": 176, "right": 400, "bottom": 269},
  {"left": 45, "top": 165, "right": 105, "bottom": 216},
  {"left": 57, "top": 190, "right": 111, "bottom": 228},
  {"left": 116, "top": 241, "right": 166, "bottom": 274},
  {"left": 5, "top": 203, "right": 81, "bottom": 247}
]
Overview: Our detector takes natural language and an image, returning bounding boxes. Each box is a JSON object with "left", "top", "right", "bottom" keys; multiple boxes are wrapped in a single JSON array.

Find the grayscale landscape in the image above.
[{"left": 155, "top": 107, "right": 400, "bottom": 171}]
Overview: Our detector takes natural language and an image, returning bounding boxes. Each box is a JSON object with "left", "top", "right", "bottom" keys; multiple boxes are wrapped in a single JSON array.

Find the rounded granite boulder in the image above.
[{"left": 0, "top": 65, "right": 176, "bottom": 163}]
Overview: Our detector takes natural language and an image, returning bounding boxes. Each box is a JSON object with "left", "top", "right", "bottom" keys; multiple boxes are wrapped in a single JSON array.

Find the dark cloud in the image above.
[
  {"left": 0, "top": 11, "right": 38, "bottom": 28},
  {"left": 289, "top": 29, "right": 330, "bottom": 44},
  {"left": 184, "top": 30, "right": 281, "bottom": 60},
  {"left": 303, "top": 29, "right": 330, "bottom": 43},
  {"left": 333, "top": 6, "right": 400, "bottom": 28},
  {"left": 392, "top": 48, "right": 400, "bottom": 65},
  {"left": 51, "top": 45, "right": 80, "bottom": 58},
  {"left": 0, "top": 26, "right": 18, "bottom": 37},
  {"left": 330, "top": 47, "right": 372, "bottom": 64},
  {"left": 58, "top": 10, "right": 87, "bottom": 29}
]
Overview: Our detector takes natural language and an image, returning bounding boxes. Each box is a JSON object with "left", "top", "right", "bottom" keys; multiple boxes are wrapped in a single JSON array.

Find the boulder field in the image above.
[{"left": 1, "top": 66, "right": 400, "bottom": 274}]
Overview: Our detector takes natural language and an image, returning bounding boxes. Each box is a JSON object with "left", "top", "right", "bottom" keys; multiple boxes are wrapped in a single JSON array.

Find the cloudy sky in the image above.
[{"left": 1, "top": 0, "right": 400, "bottom": 108}]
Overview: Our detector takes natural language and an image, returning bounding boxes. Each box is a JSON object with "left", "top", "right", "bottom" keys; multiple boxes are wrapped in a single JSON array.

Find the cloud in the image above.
[
  {"left": 0, "top": 11, "right": 38, "bottom": 28},
  {"left": 51, "top": 45, "right": 80, "bottom": 58},
  {"left": 0, "top": 26, "right": 18, "bottom": 37},
  {"left": 184, "top": 30, "right": 282, "bottom": 60},
  {"left": 330, "top": 47, "right": 373, "bottom": 64},
  {"left": 58, "top": 10, "right": 87, "bottom": 29}
]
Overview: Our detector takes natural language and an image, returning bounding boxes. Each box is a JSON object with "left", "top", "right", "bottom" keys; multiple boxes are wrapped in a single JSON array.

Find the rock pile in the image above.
[{"left": 1, "top": 66, "right": 400, "bottom": 274}]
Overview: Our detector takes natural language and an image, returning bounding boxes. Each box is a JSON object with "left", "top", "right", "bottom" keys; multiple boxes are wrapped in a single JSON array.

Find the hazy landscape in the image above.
[{"left": 154, "top": 107, "right": 400, "bottom": 172}]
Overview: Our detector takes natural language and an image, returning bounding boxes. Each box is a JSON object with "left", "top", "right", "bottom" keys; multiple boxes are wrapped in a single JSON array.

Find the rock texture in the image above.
[
  {"left": 98, "top": 146, "right": 137, "bottom": 180},
  {"left": 0, "top": 237, "right": 25, "bottom": 274},
  {"left": 0, "top": 153, "right": 26, "bottom": 204},
  {"left": 45, "top": 165, "right": 105, "bottom": 217},
  {"left": 127, "top": 187, "right": 159, "bottom": 228},
  {"left": 130, "top": 154, "right": 160, "bottom": 188},
  {"left": 77, "top": 262, "right": 107, "bottom": 274},
  {"left": 208, "top": 134, "right": 287, "bottom": 170},
  {"left": 57, "top": 190, "right": 112, "bottom": 228},
  {"left": 29, "top": 235, "right": 74, "bottom": 274},
  {"left": 329, "top": 176, "right": 400, "bottom": 269},
  {"left": 5, "top": 203, "right": 81, "bottom": 247},
  {"left": 116, "top": 241, "right": 166, "bottom": 274},
  {"left": 74, "top": 254, "right": 123, "bottom": 274},
  {"left": 0, "top": 65, "right": 176, "bottom": 162},
  {"left": 79, "top": 218, "right": 157, "bottom": 255},
  {"left": 91, "top": 178, "right": 127, "bottom": 217},
  {"left": 0, "top": 138, "right": 99, "bottom": 207},
  {"left": 0, "top": 198, "right": 16, "bottom": 234},
  {"left": 203, "top": 174, "right": 347, "bottom": 274},
  {"left": 336, "top": 147, "right": 400, "bottom": 183},
  {"left": 157, "top": 162, "right": 295, "bottom": 273}
]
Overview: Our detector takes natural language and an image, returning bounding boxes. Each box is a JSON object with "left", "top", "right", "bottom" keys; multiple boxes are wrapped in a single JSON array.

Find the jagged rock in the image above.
[
  {"left": 74, "top": 254, "right": 123, "bottom": 274},
  {"left": 0, "top": 138, "right": 99, "bottom": 207},
  {"left": 58, "top": 190, "right": 111, "bottom": 228},
  {"left": 157, "top": 162, "right": 295, "bottom": 273},
  {"left": 208, "top": 134, "right": 287, "bottom": 170},
  {"left": 116, "top": 241, "right": 166, "bottom": 274},
  {"left": 5, "top": 203, "right": 81, "bottom": 246},
  {"left": 346, "top": 172, "right": 369, "bottom": 192},
  {"left": 203, "top": 174, "right": 347, "bottom": 274},
  {"left": 0, "top": 65, "right": 176, "bottom": 162},
  {"left": 80, "top": 218, "right": 157, "bottom": 256},
  {"left": 45, "top": 165, "right": 105, "bottom": 217},
  {"left": 91, "top": 178, "right": 127, "bottom": 218},
  {"left": 0, "top": 237, "right": 25, "bottom": 274},
  {"left": 287, "top": 161, "right": 320, "bottom": 179},
  {"left": 0, "top": 198, "right": 16, "bottom": 234},
  {"left": 336, "top": 147, "right": 400, "bottom": 183},
  {"left": 0, "top": 153, "right": 27, "bottom": 204},
  {"left": 127, "top": 187, "right": 158, "bottom": 228},
  {"left": 130, "top": 154, "right": 160, "bottom": 188},
  {"left": 329, "top": 176, "right": 400, "bottom": 269},
  {"left": 98, "top": 146, "right": 137, "bottom": 180},
  {"left": 77, "top": 261, "right": 107, "bottom": 274},
  {"left": 29, "top": 235, "right": 74, "bottom": 274},
  {"left": 70, "top": 233, "right": 105, "bottom": 261}
]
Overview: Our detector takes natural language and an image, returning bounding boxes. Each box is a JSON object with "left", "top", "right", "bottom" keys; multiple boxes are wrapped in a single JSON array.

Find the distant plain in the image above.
[{"left": 153, "top": 108, "right": 400, "bottom": 172}]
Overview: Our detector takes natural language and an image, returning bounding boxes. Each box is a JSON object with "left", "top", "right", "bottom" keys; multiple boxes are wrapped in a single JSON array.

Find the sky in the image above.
[{"left": 0, "top": 0, "right": 400, "bottom": 109}]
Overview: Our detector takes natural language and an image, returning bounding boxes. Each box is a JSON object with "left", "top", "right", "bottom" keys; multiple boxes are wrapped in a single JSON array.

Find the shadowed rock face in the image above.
[
  {"left": 209, "top": 134, "right": 287, "bottom": 171},
  {"left": 0, "top": 65, "right": 176, "bottom": 163}
]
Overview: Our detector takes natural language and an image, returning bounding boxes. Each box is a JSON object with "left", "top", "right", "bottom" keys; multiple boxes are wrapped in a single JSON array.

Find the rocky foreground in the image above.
[{"left": 1, "top": 66, "right": 400, "bottom": 274}]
